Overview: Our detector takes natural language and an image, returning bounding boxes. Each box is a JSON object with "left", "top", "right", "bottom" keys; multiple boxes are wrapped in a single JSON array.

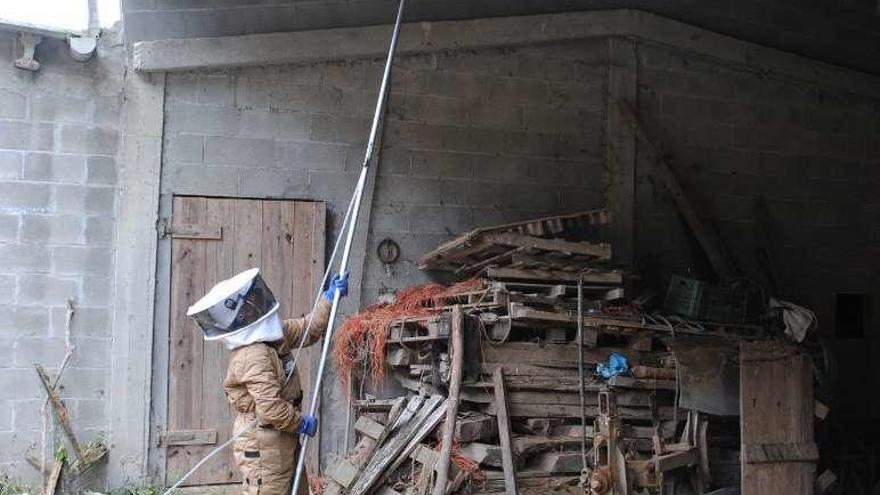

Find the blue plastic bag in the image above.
[{"left": 596, "top": 353, "right": 630, "bottom": 378}]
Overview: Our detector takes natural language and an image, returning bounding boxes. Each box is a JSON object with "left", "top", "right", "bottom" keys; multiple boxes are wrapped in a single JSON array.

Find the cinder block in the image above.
[
  {"left": 0, "top": 121, "right": 31, "bottom": 150},
  {"left": 549, "top": 80, "right": 605, "bottom": 112},
  {"left": 368, "top": 204, "right": 409, "bottom": 233},
  {"left": 204, "top": 136, "right": 275, "bottom": 166},
  {"left": 238, "top": 169, "right": 308, "bottom": 198},
  {"left": 373, "top": 176, "right": 443, "bottom": 205},
  {"left": 0, "top": 214, "right": 19, "bottom": 242},
  {"left": 165, "top": 73, "right": 197, "bottom": 102},
  {"left": 23, "top": 153, "right": 87, "bottom": 183},
  {"left": 196, "top": 74, "right": 234, "bottom": 106},
  {"left": 472, "top": 155, "right": 528, "bottom": 182},
  {"left": 12, "top": 400, "right": 43, "bottom": 431},
  {"left": 440, "top": 126, "right": 505, "bottom": 153},
  {"left": 0, "top": 397, "right": 10, "bottom": 431},
  {"left": 0, "top": 151, "right": 23, "bottom": 180},
  {"left": 165, "top": 134, "right": 204, "bottom": 163},
  {"left": 269, "top": 83, "right": 343, "bottom": 113},
  {"left": 487, "top": 77, "right": 548, "bottom": 104},
  {"left": 0, "top": 90, "right": 26, "bottom": 119},
  {"left": 0, "top": 430, "right": 46, "bottom": 463},
  {"left": 86, "top": 156, "right": 117, "bottom": 185},
  {"left": 382, "top": 121, "right": 443, "bottom": 150},
  {"left": 277, "top": 141, "right": 346, "bottom": 171},
  {"left": 53, "top": 184, "right": 116, "bottom": 215},
  {"left": 51, "top": 306, "right": 110, "bottom": 338},
  {"left": 387, "top": 94, "right": 468, "bottom": 128},
  {"left": 238, "top": 109, "right": 309, "bottom": 140},
  {"left": 466, "top": 103, "right": 523, "bottom": 131},
  {"left": 70, "top": 337, "right": 110, "bottom": 369},
  {"left": 92, "top": 95, "right": 122, "bottom": 127},
  {"left": 410, "top": 150, "right": 472, "bottom": 179},
  {"left": 20, "top": 214, "right": 84, "bottom": 244},
  {"left": 310, "top": 114, "right": 371, "bottom": 145},
  {"left": 161, "top": 164, "right": 239, "bottom": 196},
  {"left": 80, "top": 276, "right": 111, "bottom": 307},
  {"left": 305, "top": 171, "right": 359, "bottom": 201},
  {"left": 165, "top": 104, "right": 240, "bottom": 135},
  {"left": 17, "top": 273, "right": 79, "bottom": 305},
  {"left": 74, "top": 399, "right": 107, "bottom": 429},
  {"left": 435, "top": 49, "right": 516, "bottom": 76},
  {"left": 54, "top": 368, "right": 106, "bottom": 400},
  {"left": 0, "top": 307, "right": 50, "bottom": 338},
  {"left": 407, "top": 70, "right": 487, "bottom": 99},
  {"left": 51, "top": 246, "right": 113, "bottom": 275},
  {"left": 407, "top": 206, "right": 472, "bottom": 235},
  {"left": 0, "top": 274, "right": 14, "bottom": 302},
  {"left": 523, "top": 106, "right": 602, "bottom": 134},
  {"left": 0, "top": 181, "right": 51, "bottom": 212},
  {"left": 84, "top": 216, "right": 114, "bottom": 244},
  {"left": 0, "top": 244, "right": 50, "bottom": 272},
  {"left": 30, "top": 94, "right": 90, "bottom": 123},
  {"left": 372, "top": 146, "right": 410, "bottom": 175},
  {"left": 234, "top": 77, "right": 270, "bottom": 109},
  {"left": 59, "top": 125, "right": 119, "bottom": 155}
]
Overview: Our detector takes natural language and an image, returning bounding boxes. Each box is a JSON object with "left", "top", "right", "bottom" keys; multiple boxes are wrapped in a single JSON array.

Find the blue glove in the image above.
[
  {"left": 299, "top": 415, "right": 318, "bottom": 437},
  {"left": 323, "top": 272, "right": 349, "bottom": 302},
  {"left": 596, "top": 353, "right": 630, "bottom": 379}
]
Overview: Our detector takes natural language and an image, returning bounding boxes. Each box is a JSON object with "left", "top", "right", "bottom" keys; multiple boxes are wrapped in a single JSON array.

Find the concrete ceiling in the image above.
[{"left": 121, "top": 0, "right": 880, "bottom": 75}]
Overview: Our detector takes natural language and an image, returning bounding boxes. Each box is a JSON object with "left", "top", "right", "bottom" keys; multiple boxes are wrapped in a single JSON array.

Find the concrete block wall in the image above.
[
  {"left": 160, "top": 38, "right": 608, "bottom": 462},
  {"left": 0, "top": 32, "right": 124, "bottom": 483},
  {"left": 633, "top": 43, "right": 880, "bottom": 418}
]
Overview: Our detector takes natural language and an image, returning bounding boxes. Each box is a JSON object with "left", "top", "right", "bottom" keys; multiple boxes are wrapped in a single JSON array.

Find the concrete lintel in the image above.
[{"left": 132, "top": 9, "right": 880, "bottom": 97}]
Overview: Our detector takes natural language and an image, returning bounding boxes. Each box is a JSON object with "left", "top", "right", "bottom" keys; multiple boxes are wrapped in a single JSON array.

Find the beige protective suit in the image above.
[{"left": 223, "top": 299, "right": 331, "bottom": 495}]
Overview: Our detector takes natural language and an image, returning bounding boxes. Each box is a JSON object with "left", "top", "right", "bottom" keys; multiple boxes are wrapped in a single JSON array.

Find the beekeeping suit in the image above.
[{"left": 188, "top": 268, "right": 348, "bottom": 495}]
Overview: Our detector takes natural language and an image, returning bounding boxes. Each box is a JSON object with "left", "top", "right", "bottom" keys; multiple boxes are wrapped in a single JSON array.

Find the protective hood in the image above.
[
  {"left": 187, "top": 268, "right": 280, "bottom": 341},
  {"left": 219, "top": 307, "right": 284, "bottom": 350}
]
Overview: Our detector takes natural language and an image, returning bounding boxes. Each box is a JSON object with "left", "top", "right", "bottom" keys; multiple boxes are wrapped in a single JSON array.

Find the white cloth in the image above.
[
  {"left": 221, "top": 310, "right": 284, "bottom": 350},
  {"left": 769, "top": 298, "right": 817, "bottom": 343}
]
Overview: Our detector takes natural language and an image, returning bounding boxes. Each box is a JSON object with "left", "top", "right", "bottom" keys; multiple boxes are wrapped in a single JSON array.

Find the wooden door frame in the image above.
[{"left": 147, "top": 194, "right": 327, "bottom": 486}]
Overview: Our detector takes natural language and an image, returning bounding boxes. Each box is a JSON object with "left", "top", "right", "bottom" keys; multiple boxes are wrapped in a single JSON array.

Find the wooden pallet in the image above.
[{"left": 419, "top": 210, "right": 612, "bottom": 274}]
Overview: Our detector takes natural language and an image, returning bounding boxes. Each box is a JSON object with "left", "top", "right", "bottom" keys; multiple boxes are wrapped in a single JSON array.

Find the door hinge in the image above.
[{"left": 157, "top": 216, "right": 171, "bottom": 239}]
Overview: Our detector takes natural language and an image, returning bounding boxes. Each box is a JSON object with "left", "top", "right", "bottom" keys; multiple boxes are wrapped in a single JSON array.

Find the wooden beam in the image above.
[
  {"left": 432, "top": 306, "right": 464, "bottom": 495},
  {"left": 493, "top": 367, "right": 519, "bottom": 495},
  {"left": 35, "top": 365, "right": 87, "bottom": 466}
]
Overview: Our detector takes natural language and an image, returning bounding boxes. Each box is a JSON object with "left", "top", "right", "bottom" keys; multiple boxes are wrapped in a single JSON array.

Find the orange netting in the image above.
[
  {"left": 434, "top": 440, "right": 486, "bottom": 483},
  {"left": 308, "top": 473, "right": 325, "bottom": 495},
  {"left": 333, "top": 278, "right": 484, "bottom": 391}
]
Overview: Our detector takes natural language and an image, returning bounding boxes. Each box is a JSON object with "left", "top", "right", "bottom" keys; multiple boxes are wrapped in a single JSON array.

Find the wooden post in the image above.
[
  {"left": 433, "top": 305, "right": 464, "bottom": 495},
  {"left": 493, "top": 367, "right": 519, "bottom": 495},
  {"left": 35, "top": 365, "right": 87, "bottom": 466}
]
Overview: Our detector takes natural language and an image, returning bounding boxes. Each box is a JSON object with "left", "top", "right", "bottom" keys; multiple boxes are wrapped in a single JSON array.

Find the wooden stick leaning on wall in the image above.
[
  {"left": 493, "top": 367, "right": 519, "bottom": 495},
  {"left": 433, "top": 305, "right": 464, "bottom": 495},
  {"left": 35, "top": 364, "right": 87, "bottom": 466}
]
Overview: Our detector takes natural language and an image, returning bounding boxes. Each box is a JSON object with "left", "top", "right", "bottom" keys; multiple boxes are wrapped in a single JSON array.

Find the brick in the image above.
[
  {"left": 0, "top": 151, "right": 22, "bottom": 180},
  {"left": 165, "top": 134, "right": 204, "bottom": 163},
  {"left": 59, "top": 125, "right": 119, "bottom": 155},
  {"left": 52, "top": 246, "right": 113, "bottom": 275},
  {"left": 17, "top": 273, "right": 79, "bottom": 305},
  {"left": 161, "top": 164, "right": 239, "bottom": 196},
  {"left": 0, "top": 121, "right": 53, "bottom": 151},
  {"left": 0, "top": 244, "right": 50, "bottom": 272},
  {"left": 0, "top": 90, "right": 26, "bottom": 118},
  {"left": 238, "top": 109, "right": 309, "bottom": 140},
  {"left": 165, "top": 104, "right": 240, "bottom": 135},
  {"left": 12, "top": 400, "right": 43, "bottom": 431},
  {"left": 20, "top": 214, "right": 83, "bottom": 244},
  {"left": 23, "top": 153, "right": 86, "bottom": 183},
  {"left": 53, "top": 184, "right": 115, "bottom": 215},
  {"left": 86, "top": 156, "right": 117, "bottom": 185},
  {"left": 51, "top": 306, "right": 111, "bottom": 338},
  {"left": 196, "top": 74, "right": 234, "bottom": 105},
  {"left": 278, "top": 141, "right": 347, "bottom": 171},
  {"left": 238, "top": 169, "right": 308, "bottom": 198},
  {"left": 204, "top": 136, "right": 275, "bottom": 166},
  {"left": 30, "top": 94, "right": 90, "bottom": 122},
  {"left": 0, "top": 214, "right": 19, "bottom": 242},
  {"left": 0, "top": 307, "right": 49, "bottom": 338}
]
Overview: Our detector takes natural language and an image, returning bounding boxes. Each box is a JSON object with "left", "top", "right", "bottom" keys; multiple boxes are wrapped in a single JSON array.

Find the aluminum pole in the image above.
[
  {"left": 289, "top": 2, "right": 406, "bottom": 493},
  {"left": 577, "top": 276, "right": 587, "bottom": 471}
]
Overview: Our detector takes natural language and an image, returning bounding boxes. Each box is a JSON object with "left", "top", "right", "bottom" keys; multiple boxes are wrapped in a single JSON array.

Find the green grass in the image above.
[
  {"left": 109, "top": 483, "right": 165, "bottom": 495},
  {"left": 0, "top": 472, "right": 32, "bottom": 495}
]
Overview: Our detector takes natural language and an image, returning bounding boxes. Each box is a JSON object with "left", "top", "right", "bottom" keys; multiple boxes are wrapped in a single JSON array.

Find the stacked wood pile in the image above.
[{"left": 325, "top": 210, "right": 760, "bottom": 495}]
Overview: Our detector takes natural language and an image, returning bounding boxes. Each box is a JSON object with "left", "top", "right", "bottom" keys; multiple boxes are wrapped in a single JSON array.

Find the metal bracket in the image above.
[{"left": 14, "top": 32, "right": 42, "bottom": 71}]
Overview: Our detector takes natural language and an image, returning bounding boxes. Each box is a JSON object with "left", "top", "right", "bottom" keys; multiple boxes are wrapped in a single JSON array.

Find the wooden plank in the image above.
[
  {"left": 740, "top": 342, "right": 815, "bottom": 495},
  {"left": 349, "top": 395, "right": 444, "bottom": 495},
  {"left": 35, "top": 365, "right": 86, "bottom": 466},
  {"left": 487, "top": 266, "right": 622, "bottom": 284},
  {"left": 481, "top": 342, "right": 646, "bottom": 369},
  {"left": 433, "top": 305, "right": 464, "bottom": 495},
  {"left": 743, "top": 443, "right": 819, "bottom": 464},
  {"left": 493, "top": 367, "right": 519, "bottom": 495},
  {"left": 619, "top": 100, "right": 735, "bottom": 280},
  {"left": 161, "top": 429, "right": 218, "bottom": 447},
  {"left": 484, "top": 402, "right": 672, "bottom": 420},
  {"left": 197, "top": 197, "right": 237, "bottom": 485},
  {"left": 43, "top": 458, "right": 63, "bottom": 495},
  {"left": 354, "top": 416, "right": 384, "bottom": 440},
  {"left": 485, "top": 233, "right": 611, "bottom": 259},
  {"left": 170, "top": 221, "right": 222, "bottom": 240}
]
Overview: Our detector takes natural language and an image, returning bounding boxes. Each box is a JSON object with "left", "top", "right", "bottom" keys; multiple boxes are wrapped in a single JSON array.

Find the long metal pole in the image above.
[
  {"left": 289, "top": 2, "right": 406, "bottom": 494},
  {"left": 577, "top": 276, "right": 587, "bottom": 471}
]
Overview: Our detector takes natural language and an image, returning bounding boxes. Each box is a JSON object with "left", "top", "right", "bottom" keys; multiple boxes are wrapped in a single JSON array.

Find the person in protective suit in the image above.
[{"left": 187, "top": 268, "right": 349, "bottom": 495}]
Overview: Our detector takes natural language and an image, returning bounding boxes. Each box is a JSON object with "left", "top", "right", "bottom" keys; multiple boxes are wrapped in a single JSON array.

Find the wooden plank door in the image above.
[
  {"left": 166, "top": 196, "right": 326, "bottom": 486},
  {"left": 740, "top": 341, "right": 817, "bottom": 495}
]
